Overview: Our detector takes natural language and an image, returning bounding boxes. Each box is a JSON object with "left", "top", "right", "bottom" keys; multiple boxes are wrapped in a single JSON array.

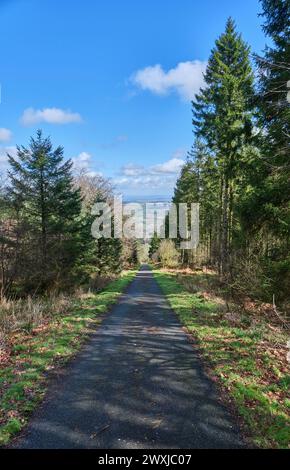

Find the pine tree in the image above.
[
  {"left": 192, "top": 18, "right": 255, "bottom": 274},
  {"left": 149, "top": 232, "right": 161, "bottom": 259},
  {"left": 254, "top": 0, "right": 290, "bottom": 235},
  {"left": 172, "top": 140, "right": 219, "bottom": 265},
  {"left": 243, "top": 0, "right": 290, "bottom": 297},
  {"left": 7, "top": 130, "right": 82, "bottom": 290},
  {"left": 0, "top": 181, "right": 15, "bottom": 296},
  {"left": 172, "top": 152, "right": 200, "bottom": 265},
  {"left": 128, "top": 239, "right": 138, "bottom": 266},
  {"left": 95, "top": 236, "right": 123, "bottom": 275},
  {"left": 257, "top": 0, "right": 290, "bottom": 164},
  {"left": 173, "top": 157, "right": 199, "bottom": 208},
  {"left": 191, "top": 140, "right": 219, "bottom": 263},
  {"left": 77, "top": 193, "right": 123, "bottom": 279}
]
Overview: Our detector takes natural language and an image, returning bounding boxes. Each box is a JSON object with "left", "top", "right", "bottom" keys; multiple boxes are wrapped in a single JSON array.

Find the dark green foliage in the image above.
[
  {"left": 128, "top": 239, "right": 138, "bottom": 266},
  {"left": 192, "top": 18, "right": 255, "bottom": 273},
  {"left": 0, "top": 132, "right": 124, "bottom": 295},
  {"left": 193, "top": 18, "right": 254, "bottom": 154},
  {"left": 173, "top": 140, "right": 220, "bottom": 265},
  {"left": 74, "top": 197, "right": 123, "bottom": 281},
  {"left": 149, "top": 232, "right": 161, "bottom": 259},
  {"left": 173, "top": 12, "right": 289, "bottom": 302},
  {"left": 7, "top": 130, "right": 83, "bottom": 291},
  {"left": 248, "top": 0, "right": 290, "bottom": 298},
  {"left": 260, "top": 0, "right": 290, "bottom": 39},
  {"left": 257, "top": 0, "right": 290, "bottom": 190},
  {"left": 94, "top": 236, "right": 123, "bottom": 276}
]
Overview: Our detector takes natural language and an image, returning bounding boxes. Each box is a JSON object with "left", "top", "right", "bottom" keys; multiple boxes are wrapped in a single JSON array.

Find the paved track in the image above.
[{"left": 14, "top": 266, "right": 245, "bottom": 449}]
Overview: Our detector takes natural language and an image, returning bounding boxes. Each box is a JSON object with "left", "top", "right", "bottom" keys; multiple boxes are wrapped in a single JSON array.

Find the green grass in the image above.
[
  {"left": 153, "top": 269, "right": 290, "bottom": 449},
  {"left": 0, "top": 271, "right": 136, "bottom": 446}
]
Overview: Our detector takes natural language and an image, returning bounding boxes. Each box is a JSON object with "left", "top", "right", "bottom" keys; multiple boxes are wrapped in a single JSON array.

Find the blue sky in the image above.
[{"left": 0, "top": 0, "right": 267, "bottom": 196}]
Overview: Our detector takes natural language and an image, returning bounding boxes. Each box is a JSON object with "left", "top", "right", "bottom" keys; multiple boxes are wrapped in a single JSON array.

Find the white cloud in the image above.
[
  {"left": 121, "top": 164, "right": 145, "bottom": 177},
  {"left": 114, "top": 150, "right": 186, "bottom": 194},
  {"left": 131, "top": 60, "right": 207, "bottom": 101},
  {"left": 172, "top": 149, "right": 186, "bottom": 160},
  {"left": 152, "top": 157, "right": 184, "bottom": 174},
  {"left": 0, "top": 146, "right": 17, "bottom": 172},
  {"left": 0, "top": 128, "right": 12, "bottom": 142},
  {"left": 75, "top": 152, "right": 91, "bottom": 163},
  {"left": 114, "top": 173, "right": 178, "bottom": 193},
  {"left": 120, "top": 150, "right": 185, "bottom": 179},
  {"left": 72, "top": 152, "right": 101, "bottom": 177},
  {"left": 21, "top": 107, "right": 82, "bottom": 126}
]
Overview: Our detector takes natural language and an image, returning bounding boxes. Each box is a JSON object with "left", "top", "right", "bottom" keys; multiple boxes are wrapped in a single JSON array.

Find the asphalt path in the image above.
[{"left": 14, "top": 265, "right": 245, "bottom": 449}]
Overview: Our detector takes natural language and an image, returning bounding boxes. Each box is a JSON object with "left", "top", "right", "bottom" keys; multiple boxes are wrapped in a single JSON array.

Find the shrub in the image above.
[{"left": 158, "top": 240, "right": 180, "bottom": 268}]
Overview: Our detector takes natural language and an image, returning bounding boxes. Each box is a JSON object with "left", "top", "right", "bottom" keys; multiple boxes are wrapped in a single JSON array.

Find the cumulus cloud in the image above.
[
  {"left": 114, "top": 173, "right": 178, "bottom": 194},
  {"left": 152, "top": 157, "right": 184, "bottom": 174},
  {"left": 131, "top": 60, "right": 207, "bottom": 101},
  {"left": 120, "top": 150, "right": 185, "bottom": 179},
  {"left": 72, "top": 152, "right": 101, "bottom": 177},
  {"left": 0, "top": 128, "right": 12, "bottom": 142},
  {"left": 114, "top": 150, "right": 186, "bottom": 194},
  {"left": 21, "top": 107, "right": 82, "bottom": 126},
  {"left": 121, "top": 164, "right": 145, "bottom": 177}
]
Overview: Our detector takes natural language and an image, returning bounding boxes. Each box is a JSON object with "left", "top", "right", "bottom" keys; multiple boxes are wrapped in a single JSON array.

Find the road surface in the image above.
[{"left": 14, "top": 265, "right": 245, "bottom": 449}]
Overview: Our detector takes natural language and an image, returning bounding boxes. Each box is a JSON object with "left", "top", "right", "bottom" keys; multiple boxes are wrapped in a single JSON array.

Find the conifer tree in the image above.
[
  {"left": 149, "top": 232, "right": 161, "bottom": 259},
  {"left": 172, "top": 152, "right": 200, "bottom": 265},
  {"left": 242, "top": 0, "right": 290, "bottom": 296},
  {"left": 77, "top": 193, "right": 123, "bottom": 279},
  {"left": 128, "top": 239, "right": 138, "bottom": 266},
  {"left": 7, "top": 130, "right": 82, "bottom": 290},
  {"left": 192, "top": 18, "right": 255, "bottom": 274},
  {"left": 173, "top": 140, "right": 219, "bottom": 265},
  {"left": 94, "top": 236, "right": 123, "bottom": 275},
  {"left": 257, "top": 0, "right": 289, "bottom": 165},
  {"left": 254, "top": 0, "right": 290, "bottom": 236}
]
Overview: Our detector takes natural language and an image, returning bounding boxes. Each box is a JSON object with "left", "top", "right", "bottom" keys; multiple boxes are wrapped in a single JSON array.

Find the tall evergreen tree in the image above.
[
  {"left": 173, "top": 140, "right": 219, "bottom": 265},
  {"left": 128, "top": 239, "right": 138, "bottom": 266},
  {"left": 94, "top": 236, "right": 123, "bottom": 275},
  {"left": 192, "top": 18, "right": 255, "bottom": 274},
  {"left": 243, "top": 0, "right": 290, "bottom": 296},
  {"left": 7, "top": 130, "right": 82, "bottom": 290},
  {"left": 257, "top": 0, "right": 290, "bottom": 168},
  {"left": 172, "top": 151, "right": 200, "bottom": 265},
  {"left": 149, "top": 232, "right": 161, "bottom": 259}
]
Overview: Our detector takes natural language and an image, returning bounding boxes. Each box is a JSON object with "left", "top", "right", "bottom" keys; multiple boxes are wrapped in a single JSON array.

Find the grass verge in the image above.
[
  {"left": 153, "top": 269, "right": 290, "bottom": 449},
  {"left": 0, "top": 270, "right": 136, "bottom": 446}
]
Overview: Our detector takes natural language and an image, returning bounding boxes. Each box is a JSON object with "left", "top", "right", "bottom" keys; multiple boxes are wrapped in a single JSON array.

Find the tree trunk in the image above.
[
  {"left": 221, "top": 177, "right": 229, "bottom": 276},
  {"left": 40, "top": 169, "right": 47, "bottom": 284}
]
